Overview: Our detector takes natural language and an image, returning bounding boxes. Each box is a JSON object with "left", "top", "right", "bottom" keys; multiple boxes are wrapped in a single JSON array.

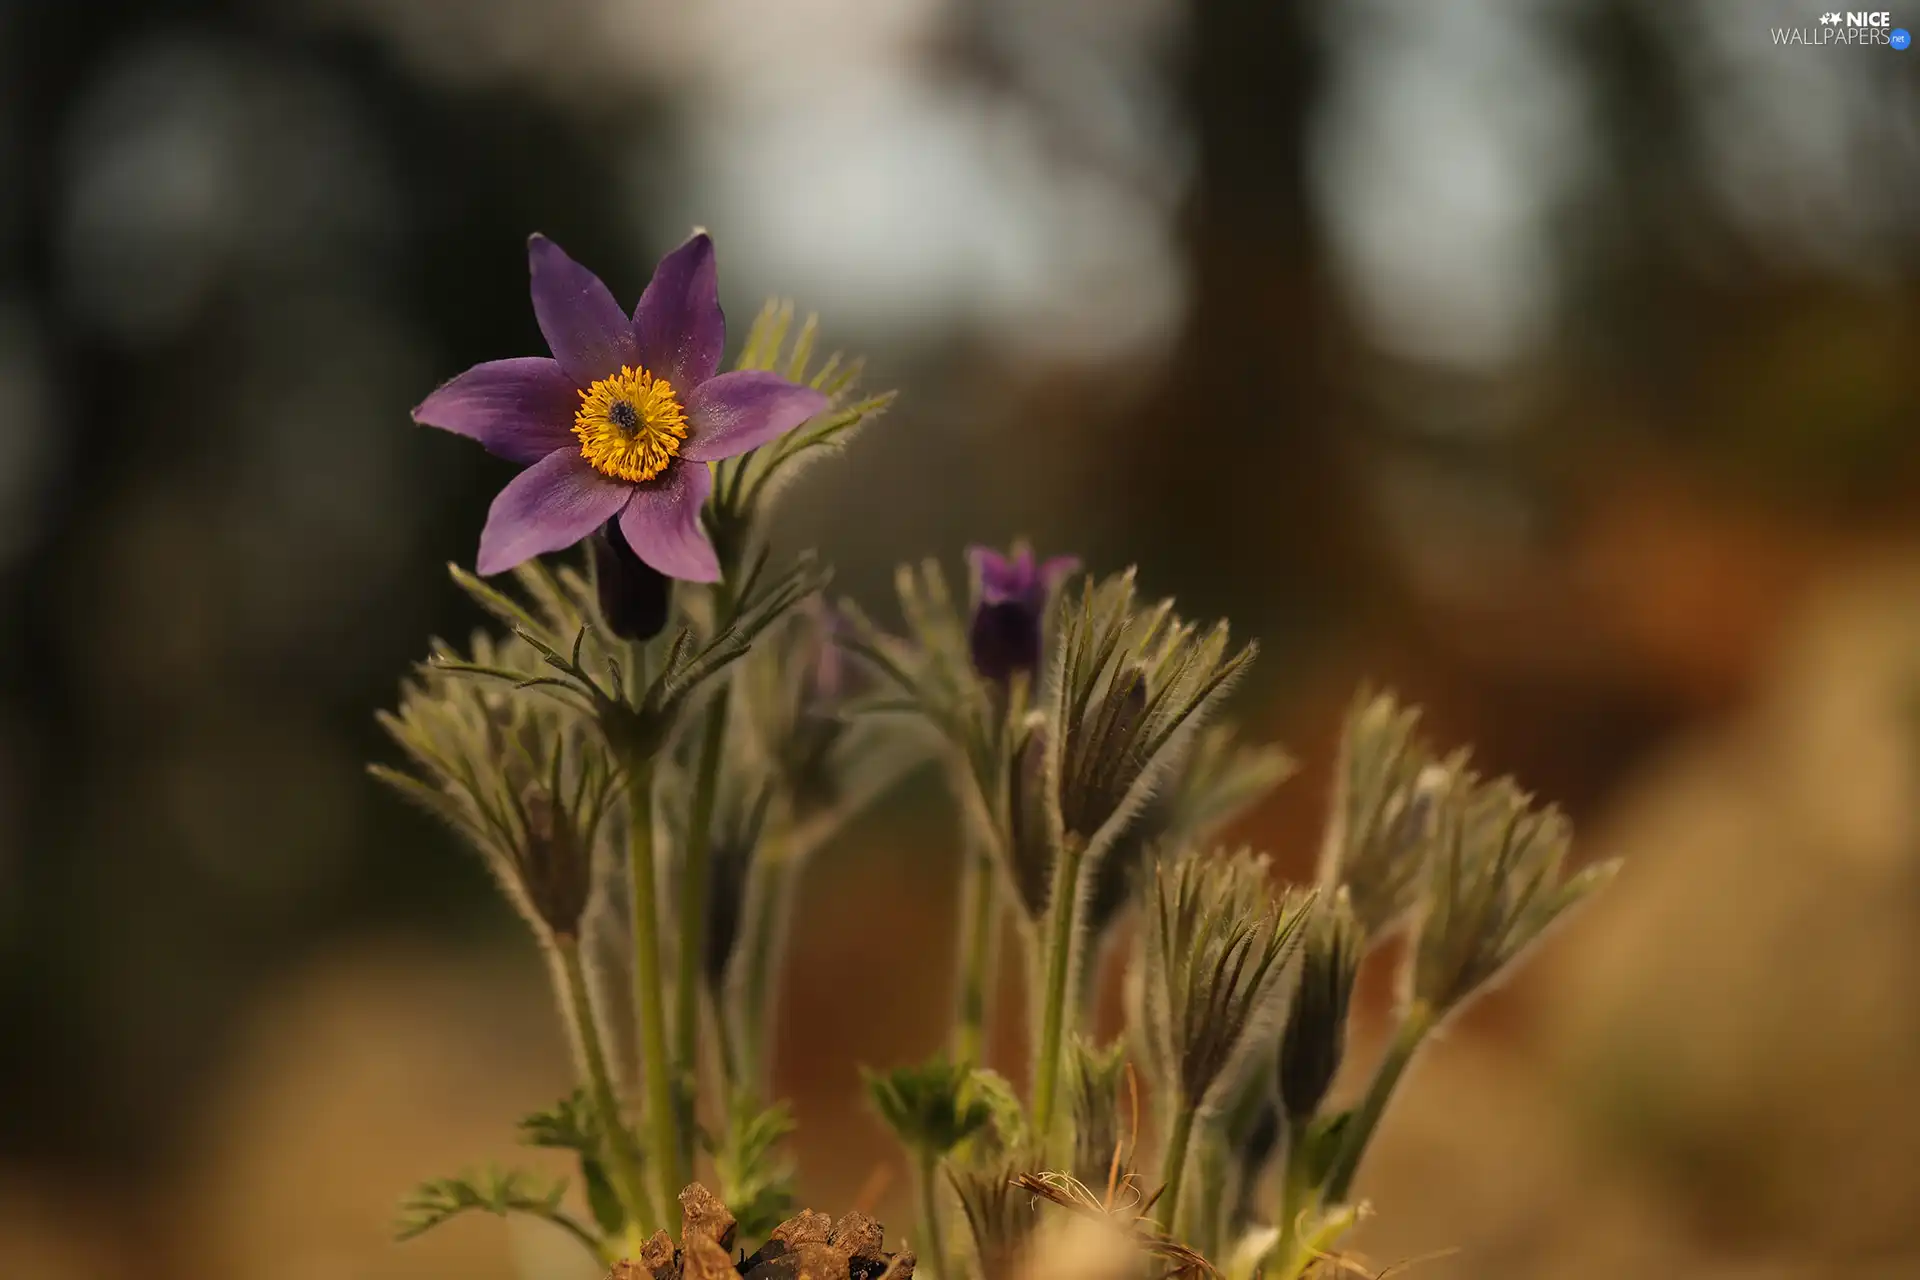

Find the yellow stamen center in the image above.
[{"left": 573, "top": 365, "right": 689, "bottom": 483}]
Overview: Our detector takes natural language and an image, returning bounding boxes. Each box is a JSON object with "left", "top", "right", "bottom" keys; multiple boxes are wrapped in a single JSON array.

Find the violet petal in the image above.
[
  {"left": 618, "top": 460, "right": 720, "bottom": 583},
  {"left": 412, "top": 357, "right": 581, "bottom": 464},
  {"left": 680, "top": 371, "right": 827, "bottom": 462},
  {"left": 632, "top": 232, "right": 725, "bottom": 392},
  {"left": 1039, "top": 555, "right": 1082, "bottom": 592},
  {"left": 476, "top": 449, "right": 633, "bottom": 576},
  {"left": 528, "top": 234, "right": 640, "bottom": 388},
  {"left": 968, "top": 545, "right": 1026, "bottom": 604}
]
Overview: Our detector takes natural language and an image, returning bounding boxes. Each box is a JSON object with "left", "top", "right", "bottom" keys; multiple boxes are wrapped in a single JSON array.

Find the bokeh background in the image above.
[{"left": 3, "top": 0, "right": 1919, "bottom": 1276}]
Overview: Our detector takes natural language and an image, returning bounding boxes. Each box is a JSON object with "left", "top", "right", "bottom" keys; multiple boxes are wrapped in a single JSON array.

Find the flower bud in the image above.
[
  {"left": 780, "top": 602, "right": 859, "bottom": 819},
  {"left": 969, "top": 599, "right": 1043, "bottom": 683},
  {"left": 1409, "top": 771, "right": 1612, "bottom": 1017},
  {"left": 1277, "top": 892, "right": 1361, "bottom": 1122},
  {"left": 518, "top": 789, "right": 593, "bottom": 939},
  {"left": 1141, "top": 849, "right": 1315, "bottom": 1110},
  {"left": 965, "top": 544, "right": 1079, "bottom": 684},
  {"left": 951, "top": 1154, "right": 1043, "bottom": 1278},
  {"left": 591, "top": 518, "right": 672, "bottom": 641},
  {"left": 1004, "top": 719, "right": 1057, "bottom": 919},
  {"left": 1059, "top": 666, "right": 1148, "bottom": 840},
  {"left": 1065, "top": 1035, "right": 1131, "bottom": 1191}
]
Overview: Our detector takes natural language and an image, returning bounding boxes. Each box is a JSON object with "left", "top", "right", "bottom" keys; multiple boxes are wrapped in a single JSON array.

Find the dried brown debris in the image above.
[{"left": 607, "top": 1184, "right": 916, "bottom": 1280}]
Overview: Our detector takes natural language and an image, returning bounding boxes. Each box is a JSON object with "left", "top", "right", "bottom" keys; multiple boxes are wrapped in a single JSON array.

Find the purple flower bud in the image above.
[
  {"left": 965, "top": 544, "right": 1080, "bottom": 684},
  {"left": 798, "top": 599, "right": 853, "bottom": 712},
  {"left": 782, "top": 601, "right": 862, "bottom": 819},
  {"left": 591, "top": 517, "right": 672, "bottom": 640},
  {"left": 518, "top": 788, "right": 592, "bottom": 938}
]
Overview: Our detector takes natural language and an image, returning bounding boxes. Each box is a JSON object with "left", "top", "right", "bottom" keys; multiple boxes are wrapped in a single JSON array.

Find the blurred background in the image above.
[{"left": 2, "top": 0, "right": 1919, "bottom": 1275}]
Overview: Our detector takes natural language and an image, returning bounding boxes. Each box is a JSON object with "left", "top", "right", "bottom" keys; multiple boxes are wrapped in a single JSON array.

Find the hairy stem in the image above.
[
  {"left": 1030, "top": 838, "right": 1086, "bottom": 1147},
  {"left": 915, "top": 1150, "right": 951, "bottom": 1280},
  {"left": 1155, "top": 1102, "right": 1198, "bottom": 1238},
  {"left": 626, "top": 760, "right": 688, "bottom": 1210},
  {"left": 735, "top": 846, "right": 795, "bottom": 1095},
  {"left": 1320, "top": 1000, "right": 1434, "bottom": 1204},
  {"left": 952, "top": 846, "right": 998, "bottom": 1065},
  {"left": 557, "top": 935, "right": 657, "bottom": 1235},
  {"left": 674, "top": 689, "right": 730, "bottom": 1169},
  {"left": 1268, "top": 1117, "right": 1314, "bottom": 1279}
]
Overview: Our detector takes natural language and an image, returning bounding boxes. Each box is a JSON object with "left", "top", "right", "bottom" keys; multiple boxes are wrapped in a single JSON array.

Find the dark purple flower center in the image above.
[
  {"left": 970, "top": 599, "right": 1044, "bottom": 683},
  {"left": 607, "top": 399, "right": 640, "bottom": 432}
]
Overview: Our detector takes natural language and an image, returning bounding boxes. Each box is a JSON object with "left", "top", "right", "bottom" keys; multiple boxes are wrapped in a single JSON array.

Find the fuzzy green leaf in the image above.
[{"left": 394, "top": 1167, "right": 600, "bottom": 1259}]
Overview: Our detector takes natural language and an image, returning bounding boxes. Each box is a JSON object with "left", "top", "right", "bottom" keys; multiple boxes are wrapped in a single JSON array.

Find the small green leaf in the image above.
[
  {"left": 518, "top": 1090, "right": 598, "bottom": 1153},
  {"left": 517, "top": 1092, "right": 631, "bottom": 1238},
  {"left": 708, "top": 1091, "right": 799, "bottom": 1239},
  {"left": 394, "top": 1166, "right": 601, "bottom": 1261}
]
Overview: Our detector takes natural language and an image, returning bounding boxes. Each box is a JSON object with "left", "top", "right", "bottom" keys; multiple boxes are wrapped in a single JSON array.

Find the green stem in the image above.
[
  {"left": 952, "top": 847, "right": 998, "bottom": 1065},
  {"left": 1029, "top": 839, "right": 1085, "bottom": 1145},
  {"left": 710, "top": 981, "right": 740, "bottom": 1096},
  {"left": 558, "top": 935, "right": 657, "bottom": 1235},
  {"left": 736, "top": 847, "right": 795, "bottom": 1094},
  {"left": 1320, "top": 1000, "right": 1435, "bottom": 1204},
  {"left": 1073, "top": 925, "right": 1110, "bottom": 1022},
  {"left": 1269, "top": 1117, "right": 1313, "bottom": 1279},
  {"left": 915, "top": 1151, "right": 951, "bottom": 1280},
  {"left": 626, "top": 760, "right": 688, "bottom": 1211},
  {"left": 1155, "top": 1102, "right": 1198, "bottom": 1238},
  {"left": 674, "top": 689, "right": 730, "bottom": 1168}
]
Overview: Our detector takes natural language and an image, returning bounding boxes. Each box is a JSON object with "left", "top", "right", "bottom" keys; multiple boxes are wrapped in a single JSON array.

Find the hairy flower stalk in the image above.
[
  {"left": 713, "top": 597, "right": 919, "bottom": 1096},
  {"left": 623, "top": 758, "right": 688, "bottom": 1218},
  {"left": 952, "top": 546, "right": 1075, "bottom": 1061},
  {"left": 865, "top": 1058, "right": 998, "bottom": 1280},
  {"left": 1266, "top": 893, "right": 1361, "bottom": 1271},
  {"left": 1065, "top": 1035, "right": 1132, "bottom": 1194},
  {"left": 1320, "top": 770, "right": 1614, "bottom": 1205},
  {"left": 372, "top": 633, "right": 654, "bottom": 1235},
  {"left": 1079, "top": 724, "right": 1295, "bottom": 1016},
  {"left": 1134, "top": 849, "right": 1314, "bottom": 1236},
  {"left": 555, "top": 933, "right": 654, "bottom": 1244},
  {"left": 675, "top": 658, "right": 732, "bottom": 1171},
  {"left": 1029, "top": 573, "right": 1258, "bottom": 1150},
  {"left": 954, "top": 837, "right": 1000, "bottom": 1066},
  {"left": 698, "top": 771, "right": 773, "bottom": 1090},
  {"left": 416, "top": 557, "right": 818, "bottom": 1235},
  {"left": 951, "top": 1153, "right": 1044, "bottom": 1277},
  {"left": 730, "top": 846, "right": 795, "bottom": 1092}
]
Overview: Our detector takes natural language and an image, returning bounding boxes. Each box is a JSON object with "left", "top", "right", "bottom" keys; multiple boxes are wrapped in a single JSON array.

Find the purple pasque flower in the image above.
[
  {"left": 413, "top": 232, "right": 827, "bottom": 583},
  {"left": 965, "top": 544, "right": 1080, "bottom": 683}
]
